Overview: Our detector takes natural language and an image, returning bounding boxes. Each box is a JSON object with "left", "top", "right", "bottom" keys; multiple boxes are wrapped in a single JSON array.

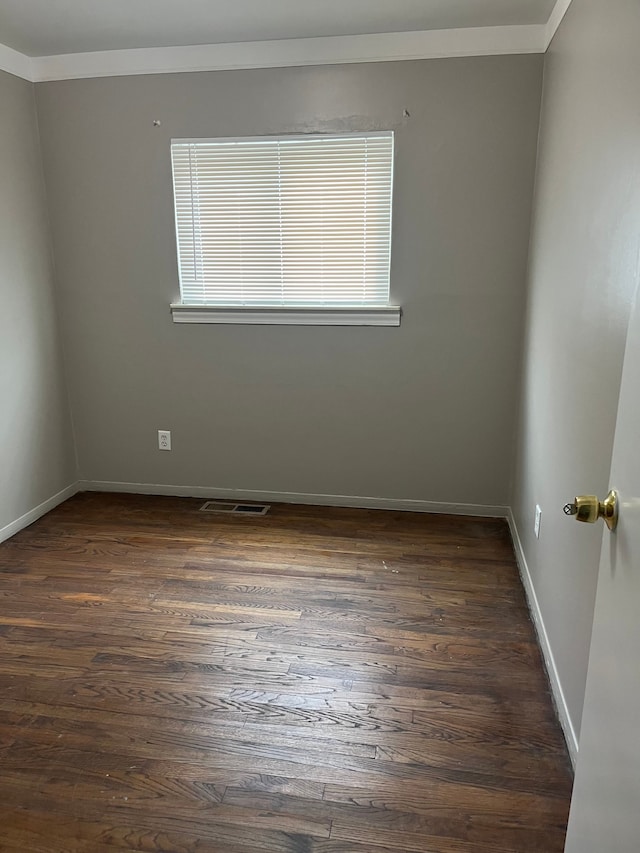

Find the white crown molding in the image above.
[
  {"left": 29, "top": 25, "right": 547, "bottom": 83},
  {"left": 545, "top": 0, "right": 574, "bottom": 49},
  {"left": 0, "top": 9, "right": 568, "bottom": 86},
  {"left": 0, "top": 41, "right": 34, "bottom": 81}
]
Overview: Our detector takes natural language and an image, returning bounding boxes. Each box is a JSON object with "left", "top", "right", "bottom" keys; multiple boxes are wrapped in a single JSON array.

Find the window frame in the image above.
[{"left": 169, "top": 131, "right": 400, "bottom": 326}]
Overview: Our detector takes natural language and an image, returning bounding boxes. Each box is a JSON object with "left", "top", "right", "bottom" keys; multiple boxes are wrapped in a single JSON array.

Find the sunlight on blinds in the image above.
[{"left": 171, "top": 133, "right": 393, "bottom": 306}]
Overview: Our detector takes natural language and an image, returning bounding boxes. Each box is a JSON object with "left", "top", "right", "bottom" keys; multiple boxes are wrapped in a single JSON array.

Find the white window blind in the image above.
[{"left": 171, "top": 132, "right": 394, "bottom": 308}]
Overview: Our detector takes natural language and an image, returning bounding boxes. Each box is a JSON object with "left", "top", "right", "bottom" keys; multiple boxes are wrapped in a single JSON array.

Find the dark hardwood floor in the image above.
[{"left": 0, "top": 493, "right": 572, "bottom": 852}]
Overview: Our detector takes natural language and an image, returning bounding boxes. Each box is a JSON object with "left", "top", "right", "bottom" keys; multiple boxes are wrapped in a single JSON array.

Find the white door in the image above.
[{"left": 564, "top": 280, "right": 640, "bottom": 851}]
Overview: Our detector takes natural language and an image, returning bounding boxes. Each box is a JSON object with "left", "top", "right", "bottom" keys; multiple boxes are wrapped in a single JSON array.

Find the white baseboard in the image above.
[
  {"left": 507, "top": 508, "right": 578, "bottom": 767},
  {"left": 0, "top": 481, "right": 80, "bottom": 545},
  {"left": 78, "top": 479, "right": 508, "bottom": 518}
]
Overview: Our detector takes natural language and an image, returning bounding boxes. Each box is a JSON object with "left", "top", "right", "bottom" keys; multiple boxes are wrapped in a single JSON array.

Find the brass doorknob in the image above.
[{"left": 563, "top": 490, "right": 618, "bottom": 531}]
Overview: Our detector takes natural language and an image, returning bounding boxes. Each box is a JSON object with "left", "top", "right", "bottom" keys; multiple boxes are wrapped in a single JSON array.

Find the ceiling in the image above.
[{"left": 0, "top": 0, "right": 558, "bottom": 57}]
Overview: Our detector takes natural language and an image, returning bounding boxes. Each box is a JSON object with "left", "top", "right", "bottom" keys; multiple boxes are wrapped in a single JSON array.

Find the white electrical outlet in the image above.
[
  {"left": 534, "top": 504, "right": 542, "bottom": 539},
  {"left": 158, "top": 430, "right": 171, "bottom": 451}
]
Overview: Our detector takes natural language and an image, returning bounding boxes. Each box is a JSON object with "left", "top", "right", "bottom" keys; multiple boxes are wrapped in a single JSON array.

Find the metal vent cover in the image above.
[{"left": 199, "top": 501, "right": 270, "bottom": 515}]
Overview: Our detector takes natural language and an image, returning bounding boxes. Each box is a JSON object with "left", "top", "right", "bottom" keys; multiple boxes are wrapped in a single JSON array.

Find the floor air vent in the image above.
[{"left": 199, "top": 501, "right": 270, "bottom": 516}]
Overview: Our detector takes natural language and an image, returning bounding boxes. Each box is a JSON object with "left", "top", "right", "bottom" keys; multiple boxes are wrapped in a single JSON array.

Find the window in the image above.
[{"left": 170, "top": 132, "right": 399, "bottom": 325}]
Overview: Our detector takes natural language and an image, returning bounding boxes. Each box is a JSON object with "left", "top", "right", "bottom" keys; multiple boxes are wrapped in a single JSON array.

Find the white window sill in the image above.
[{"left": 170, "top": 304, "right": 401, "bottom": 326}]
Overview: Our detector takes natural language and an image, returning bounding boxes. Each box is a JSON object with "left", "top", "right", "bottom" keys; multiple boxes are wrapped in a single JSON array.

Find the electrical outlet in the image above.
[
  {"left": 158, "top": 430, "right": 171, "bottom": 451},
  {"left": 534, "top": 504, "right": 542, "bottom": 539}
]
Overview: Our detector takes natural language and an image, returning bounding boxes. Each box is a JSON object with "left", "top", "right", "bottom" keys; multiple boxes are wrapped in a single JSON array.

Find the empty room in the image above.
[{"left": 0, "top": 1, "right": 639, "bottom": 851}]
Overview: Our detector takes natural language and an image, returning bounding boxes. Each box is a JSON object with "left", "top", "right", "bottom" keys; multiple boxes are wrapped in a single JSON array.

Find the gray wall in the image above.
[
  {"left": 0, "top": 70, "right": 76, "bottom": 535},
  {"left": 512, "top": 0, "right": 640, "bottom": 743},
  {"left": 36, "top": 56, "right": 542, "bottom": 505}
]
